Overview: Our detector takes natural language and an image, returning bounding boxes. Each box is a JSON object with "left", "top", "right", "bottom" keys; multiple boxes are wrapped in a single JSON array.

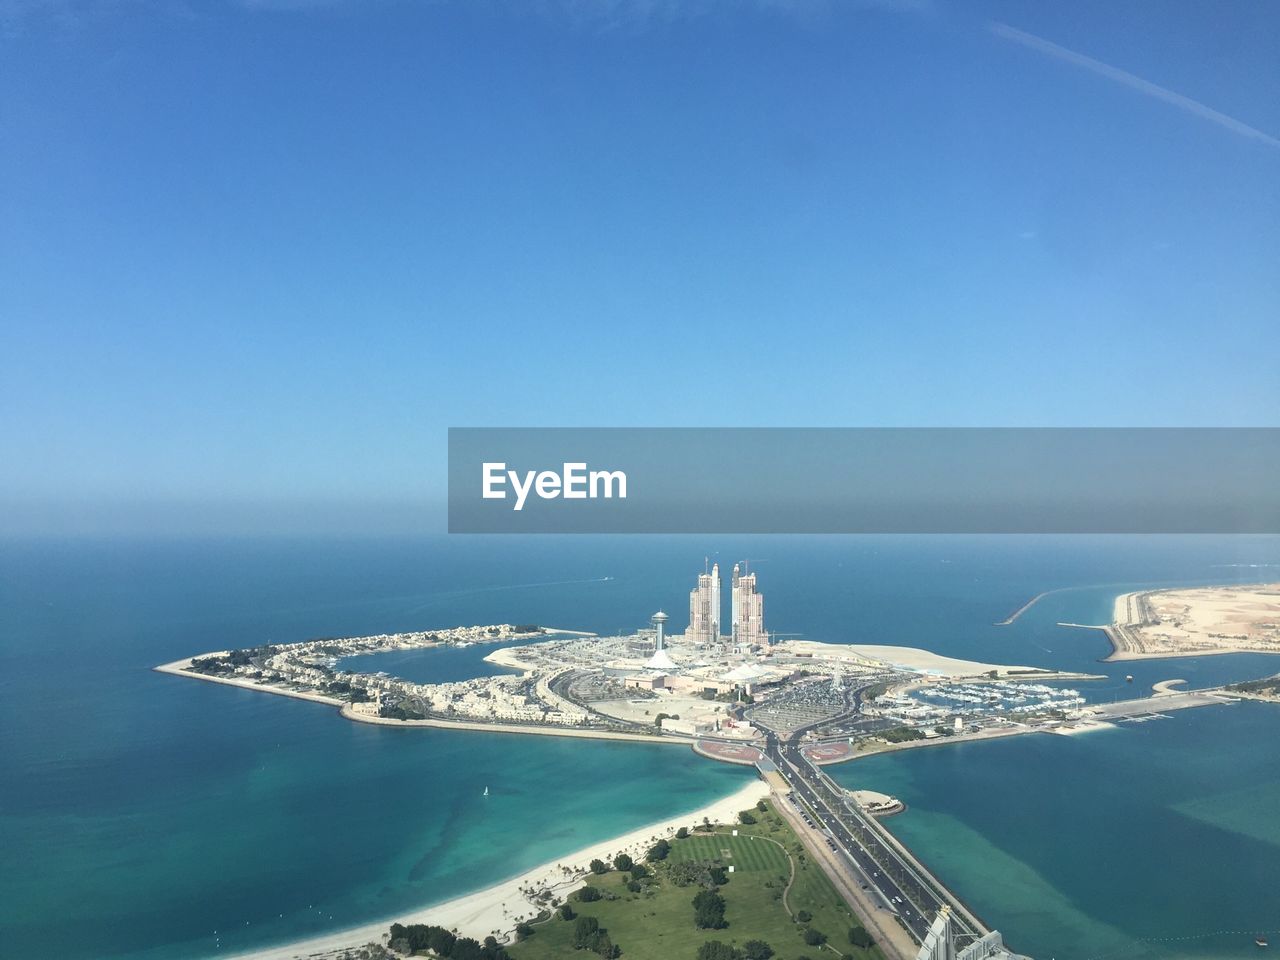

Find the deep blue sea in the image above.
[{"left": 2, "top": 535, "right": 1278, "bottom": 960}]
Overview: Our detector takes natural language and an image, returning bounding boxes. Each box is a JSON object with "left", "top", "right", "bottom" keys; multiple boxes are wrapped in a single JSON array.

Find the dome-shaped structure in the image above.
[{"left": 645, "top": 648, "right": 677, "bottom": 671}]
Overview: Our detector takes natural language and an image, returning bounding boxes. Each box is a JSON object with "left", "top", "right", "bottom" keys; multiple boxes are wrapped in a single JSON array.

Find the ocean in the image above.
[{"left": 1, "top": 535, "right": 1278, "bottom": 959}]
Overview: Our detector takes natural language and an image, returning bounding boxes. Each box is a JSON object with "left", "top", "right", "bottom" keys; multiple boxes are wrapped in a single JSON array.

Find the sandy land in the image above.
[
  {"left": 1046, "top": 719, "right": 1116, "bottom": 736},
  {"left": 157, "top": 660, "right": 681, "bottom": 745},
  {"left": 225, "top": 779, "right": 770, "bottom": 960},
  {"left": 785, "top": 640, "right": 1039, "bottom": 677},
  {"left": 1107, "top": 584, "right": 1280, "bottom": 661},
  {"left": 482, "top": 646, "right": 533, "bottom": 671}
]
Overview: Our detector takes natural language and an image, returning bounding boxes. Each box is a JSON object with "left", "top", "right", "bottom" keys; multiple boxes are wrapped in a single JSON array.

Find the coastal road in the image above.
[
  {"left": 767, "top": 774, "right": 919, "bottom": 960},
  {"left": 776, "top": 742, "right": 980, "bottom": 940},
  {"left": 751, "top": 679, "right": 984, "bottom": 947},
  {"left": 761, "top": 732, "right": 987, "bottom": 951}
]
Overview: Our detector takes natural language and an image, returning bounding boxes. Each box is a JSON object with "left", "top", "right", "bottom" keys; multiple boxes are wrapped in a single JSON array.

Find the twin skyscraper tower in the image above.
[{"left": 687, "top": 560, "right": 766, "bottom": 648}]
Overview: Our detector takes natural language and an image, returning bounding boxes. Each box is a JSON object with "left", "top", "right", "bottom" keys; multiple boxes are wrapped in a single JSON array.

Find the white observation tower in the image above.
[{"left": 645, "top": 611, "right": 676, "bottom": 671}]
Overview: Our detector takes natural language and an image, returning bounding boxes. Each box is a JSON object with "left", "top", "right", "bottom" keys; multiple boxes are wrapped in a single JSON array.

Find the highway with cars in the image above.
[{"left": 753, "top": 682, "right": 987, "bottom": 951}]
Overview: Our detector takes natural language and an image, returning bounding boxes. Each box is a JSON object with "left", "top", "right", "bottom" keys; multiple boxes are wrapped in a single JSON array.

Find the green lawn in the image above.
[
  {"left": 507, "top": 800, "right": 884, "bottom": 960},
  {"left": 668, "top": 833, "right": 789, "bottom": 874}
]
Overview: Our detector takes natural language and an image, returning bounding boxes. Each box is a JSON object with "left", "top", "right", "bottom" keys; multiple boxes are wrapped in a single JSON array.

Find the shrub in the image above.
[
  {"left": 429, "top": 928, "right": 457, "bottom": 956},
  {"left": 697, "top": 942, "right": 742, "bottom": 960},
  {"left": 573, "top": 916, "right": 600, "bottom": 948},
  {"left": 668, "top": 861, "right": 722, "bottom": 888},
  {"left": 449, "top": 936, "right": 488, "bottom": 960},
  {"left": 693, "top": 889, "right": 727, "bottom": 929},
  {"left": 849, "top": 926, "right": 875, "bottom": 949}
]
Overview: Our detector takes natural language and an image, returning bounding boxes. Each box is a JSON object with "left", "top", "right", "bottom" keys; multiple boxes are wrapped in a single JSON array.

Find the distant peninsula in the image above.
[{"left": 1104, "top": 583, "right": 1280, "bottom": 661}]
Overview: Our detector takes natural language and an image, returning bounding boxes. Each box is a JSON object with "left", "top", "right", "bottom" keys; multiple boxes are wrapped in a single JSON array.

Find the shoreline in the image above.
[
  {"left": 1054, "top": 620, "right": 1277, "bottom": 663},
  {"left": 1103, "top": 639, "right": 1280, "bottom": 663},
  {"left": 154, "top": 659, "right": 347, "bottom": 708},
  {"left": 337, "top": 702, "right": 687, "bottom": 744},
  {"left": 818, "top": 687, "right": 1236, "bottom": 764},
  {"left": 224, "top": 778, "right": 770, "bottom": 960},
  {"left": 156, "top": 659, "right": 685, "bottom": 746}
]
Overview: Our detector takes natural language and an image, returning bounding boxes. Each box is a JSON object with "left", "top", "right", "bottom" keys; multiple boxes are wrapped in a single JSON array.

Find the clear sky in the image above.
[{"left": 1, "top": 0, "right": 1277, "bottom": 533}]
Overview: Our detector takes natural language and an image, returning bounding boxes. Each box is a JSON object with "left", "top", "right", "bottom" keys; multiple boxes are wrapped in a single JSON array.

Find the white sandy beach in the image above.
[{"left": 226, "top": 778, "right": 770, "bottom": 960}]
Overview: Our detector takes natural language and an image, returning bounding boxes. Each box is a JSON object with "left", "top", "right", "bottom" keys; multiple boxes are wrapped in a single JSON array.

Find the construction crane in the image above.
[{"left": 767, "top": 631, "right": 803, "bottom": 646}]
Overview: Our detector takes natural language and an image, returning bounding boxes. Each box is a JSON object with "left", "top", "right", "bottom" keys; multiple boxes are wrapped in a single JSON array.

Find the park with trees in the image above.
[{"left": 503, "top": 799, "right": 882, "bottom": 960}]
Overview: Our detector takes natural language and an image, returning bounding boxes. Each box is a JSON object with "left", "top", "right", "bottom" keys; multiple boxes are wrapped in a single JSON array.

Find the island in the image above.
[
  {"left": 168, "top": 566, "right": 1267, "bottom": 960},
  {"left": 157, "top": 615, "right": 1103, "bottom": 747}
]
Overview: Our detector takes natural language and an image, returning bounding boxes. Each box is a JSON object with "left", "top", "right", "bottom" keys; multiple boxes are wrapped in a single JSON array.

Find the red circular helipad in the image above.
[
  {"left": 802, "top": 741, "right": 855, "bottom": 764},
  {"left": 694, "top": 740, "right": 765, "bottom": 765}
]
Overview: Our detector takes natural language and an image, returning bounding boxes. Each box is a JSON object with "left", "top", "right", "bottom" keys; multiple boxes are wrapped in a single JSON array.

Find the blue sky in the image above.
[{"left": 1, "top": 0, "right": 1277, "bottom": 532}]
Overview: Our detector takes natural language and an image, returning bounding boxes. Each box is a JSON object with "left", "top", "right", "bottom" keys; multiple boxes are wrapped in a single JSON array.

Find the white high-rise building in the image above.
[
  {"left": 730, "top": 563, "right": 766, "bottom": 648},
  {"left": 710, "top": 565, "right": 720, "bottom": 642},
  {"left": 687, "top": 561, "right": 721, "bottom": 645}
]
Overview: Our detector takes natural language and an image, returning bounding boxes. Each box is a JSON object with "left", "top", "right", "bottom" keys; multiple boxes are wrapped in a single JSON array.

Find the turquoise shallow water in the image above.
[
  {"left": 3, "top": 698, "right": 746, "bottom": 960},
  {"left": 1, "top": 535, "right": 1278, "bottom": 959}
]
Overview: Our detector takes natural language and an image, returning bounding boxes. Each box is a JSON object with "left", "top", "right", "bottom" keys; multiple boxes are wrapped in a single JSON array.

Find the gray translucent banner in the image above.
[{"left": 448, "top": 428, "right": 1280, "bottom": 534}]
